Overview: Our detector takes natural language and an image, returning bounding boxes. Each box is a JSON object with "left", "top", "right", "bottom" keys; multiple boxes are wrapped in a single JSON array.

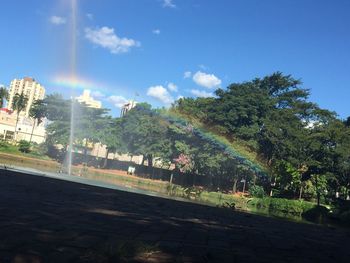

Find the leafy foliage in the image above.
[
  {"left": 18, "top": 140, "right": 31, "bottom": 153},
  {"left": 249, "top": 185, "right": 266, "bottom": 198}
]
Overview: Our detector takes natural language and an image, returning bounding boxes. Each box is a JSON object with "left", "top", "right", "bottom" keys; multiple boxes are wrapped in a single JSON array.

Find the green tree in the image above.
[
  {"left": 73, "top": 103, "right": 110, "bottom": 163},
  {"left": 121, "top": 103, "right": 171, "bottom": 168},
  {"left": 12, "top": 92, "right": 28, "bottom": 140},
  {"left": 29, "top": 99, "right": 46, "bottom": 143},
  {"left": 98, "top": 117, "right": 125, "bottom": 168},
  {"left": 344, "top": 116, "right": 350, "bottom": 127},
  {"left": 43, "top": 94, "right": 71, "bottom": 146}
]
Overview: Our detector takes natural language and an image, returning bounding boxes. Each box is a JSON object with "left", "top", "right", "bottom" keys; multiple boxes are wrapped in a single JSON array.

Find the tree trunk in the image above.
[
  {"left": 147, "top": 154, "right": 153, "bottom": 179},
  {"left": 147, "top": 155, "right": 153, "bottom": 167},
  {"left": 269, "top": 177, "right": 275, "bottom": 197},
  {"left": 141, "top": 155, "right": 146, "bottom": 165},
  {"left": 299, "top": 184, "right": 303, "bottom": 200},
  {"left": 84, "top": 139, "right": 89, "bottom": 164},
  {"left": 103, "top": 149, "right": 110, "bottom": 168},
  {"left": 29, "top": 119, "right": 36, "bottom": 143},
  {"left": 315, "top": 174, "right": 320, "bottom": 206},
  {"left": 242, "top": 179, "right": 246, "bottom": 193},
  {"left": 233, "top": 179, "right": 238, "bottom": 193},
  {"left": 14, "top": 112, "right": 20, "bottom": 141}
]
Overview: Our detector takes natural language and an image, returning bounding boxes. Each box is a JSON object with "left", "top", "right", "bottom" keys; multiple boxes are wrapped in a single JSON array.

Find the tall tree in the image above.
[
  {"left": 99, "top": 117, "right": 125, "bottom": 168},
  {"left": 43, "top": 94, "right": 71, "bottom": 146},
  {"left": 73, "top": 103, "right": 110, "bottom": 163},
  {"left": 121, "top": 103, "right": 171, "bottom": 168},
  {"left": 29, "top": 99, "right": 46, "bottom": 143},
  {"left": 12, "top": 92, "right": 28, "bottom": 140}
]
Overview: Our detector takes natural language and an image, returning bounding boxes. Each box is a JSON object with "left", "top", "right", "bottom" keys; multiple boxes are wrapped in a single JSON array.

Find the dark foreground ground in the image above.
[{"left": 0, "top": 170, "right": 349, "bottom": 263}]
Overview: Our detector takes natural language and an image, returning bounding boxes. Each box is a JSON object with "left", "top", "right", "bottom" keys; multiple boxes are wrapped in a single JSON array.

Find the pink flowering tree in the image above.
[{"left": 174, "top": 153, "right": 194, "bottom": 173}]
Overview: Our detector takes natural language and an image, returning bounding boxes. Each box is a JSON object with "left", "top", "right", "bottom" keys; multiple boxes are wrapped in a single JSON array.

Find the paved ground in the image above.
[{"left": 0, "top": 170, "right": 349, "bottom": 263}]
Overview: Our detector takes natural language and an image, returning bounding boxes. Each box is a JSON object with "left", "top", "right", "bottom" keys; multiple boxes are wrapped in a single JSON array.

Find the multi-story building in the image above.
[
  {"left": 76, "top": 90, "right": 102, "bottom": 109},
  {"left": 7, "top": 77, "right": 45, "bottom": 117},
  {"left": 0, "top": 109, "right": 46, "bottom": 143},
  {"left": 120, "top": 100, "right": 137, "bottom": 117}
]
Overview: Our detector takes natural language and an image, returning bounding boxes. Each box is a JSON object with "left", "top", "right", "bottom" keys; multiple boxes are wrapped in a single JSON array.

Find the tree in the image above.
[
  {"left": 12, "top": 92, "right": 28, "bottom": 140},
  {"left": 0, "top": 86, "right": 8, "bottom": 108},
  {"left": 99, "top": 117, "right": 125, "bottom": 168},
  {"left": 29, "top": 99, "right": 46, "bottom": 143},
  {"left": 43, "top": 94, "right": 71, "bottom": 146},
  {"left": 73, "top": 103, "right": 110, "bottom": 163},
  {"left": 121, "top": 103, "right": 171, "bottom": 168},
  {"left": 344, "top": 116, "right": 350, "bottom": 127}
]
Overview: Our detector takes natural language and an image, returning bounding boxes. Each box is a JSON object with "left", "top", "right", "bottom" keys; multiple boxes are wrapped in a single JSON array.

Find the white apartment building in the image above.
[
  {"left": 120, "top": 100, "right": 137, "bottom": 117},
  {"left": 76, "top": 90, "right": 102, "bottom": 109},
  {"left": 7, "top": 77, "right": 45, "bottom": 117}
]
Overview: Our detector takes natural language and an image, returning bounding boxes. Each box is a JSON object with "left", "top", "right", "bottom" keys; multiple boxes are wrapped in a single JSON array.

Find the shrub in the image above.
[
  {"left": 18, "top": 140, "right": 31, "bottom": 153},
  {"left": 249, "top": 185, "right": 266, "bottom": 198},
  {"left": 0, "top": 139, "right": 8, "bottom": 148},
  {"left": 339, "top": 210, "right": 350, "bottom": 225},
  {"left": 302, "top": 206, "right": 329, "bottom": 224},
  {"left": 248, "top": 197, "right": 316, "bottom": 215}
]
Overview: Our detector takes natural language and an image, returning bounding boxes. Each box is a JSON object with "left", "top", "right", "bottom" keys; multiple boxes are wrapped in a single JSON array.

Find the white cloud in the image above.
[
  {"left": 177, "top": 95, "right": 184, "bottom": 100},
  {"left": 167, "top": 82, "right": 178, "bottom": 92},
  {"left": 152, "top": 29, "right": 161, "bottom": 35},
  {"left": 184, "top": 71, "right": 192, "bottom": 79},
  {"left": 85, "top": 27, "right": 140, "bottom": 54},
  {"left": 49, "top": 16, "right": 66, "bottom": 25},
  {"left": 193, "top": 71, "right": 221, "bottom": 89},
  {"left": 107, "top": 95, "right": 129, "bottom": 108},
  {"left": 147, "top": 85, "right": 174, "bottom": 104},
  {"left": 86, "top": 13, "right": 94, "bottom": 20},
  {"left": 91, "top": 91, "right": 105, "bottom": 98},
  {"left": 163, "top": 0, "right": 176, "bottom": 8},
  {"left": 191, "top": 89, "right": 214, "bottom": 98}
]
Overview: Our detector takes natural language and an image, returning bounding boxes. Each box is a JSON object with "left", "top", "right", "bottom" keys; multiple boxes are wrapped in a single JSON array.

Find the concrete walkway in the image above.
[{"left": 0, "top": 170, "right": 349, "bottom": 263}]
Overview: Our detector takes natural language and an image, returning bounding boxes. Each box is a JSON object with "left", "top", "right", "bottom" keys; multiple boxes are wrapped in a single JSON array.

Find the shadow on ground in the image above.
[{"left": 0, "top": 170, "right": 349, "bottom": 262}]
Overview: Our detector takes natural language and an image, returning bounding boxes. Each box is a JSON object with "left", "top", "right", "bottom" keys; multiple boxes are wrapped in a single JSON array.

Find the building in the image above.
[
  {"left": 76, "top": 90, "right": 102, "bottom": 109},
  {"left": 120, "top": 100, "right": 137, "bottom": 117},
  {"left": 0, "top": 109, "right": 46, "bottom": 144},
  {"left": 7, "top": 77, "right": 45, "bottom": 117}
]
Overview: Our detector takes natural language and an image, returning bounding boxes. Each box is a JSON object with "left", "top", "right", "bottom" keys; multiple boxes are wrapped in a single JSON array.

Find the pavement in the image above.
[{"left": 0, "top": 169, "right": 349, "bottom": 263}]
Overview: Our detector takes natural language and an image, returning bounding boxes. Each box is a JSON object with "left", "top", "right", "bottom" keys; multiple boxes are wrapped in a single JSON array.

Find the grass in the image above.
[{"left": 0, "top": 141, "right": 51, "bottom": 160}]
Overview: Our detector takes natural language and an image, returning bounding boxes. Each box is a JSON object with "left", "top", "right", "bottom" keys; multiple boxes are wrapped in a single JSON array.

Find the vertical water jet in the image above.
[{"left": 67, "top": 0, "right": 77, "bottom": 175}]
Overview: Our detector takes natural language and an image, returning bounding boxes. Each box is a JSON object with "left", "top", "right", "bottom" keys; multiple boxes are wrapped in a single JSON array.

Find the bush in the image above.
[
  {"left": 248, "top": 197, "right": 316, "bottom": 215},
  {"left": 18, "top": 140, "right": 31, "bottom": 153},
  {"left": 302, "top": 206, "right": 329, "bottom": 224},
  {"left": 339, "top": 210, "right": 350, "bottom": 225},
  {"left": 249, "top": 185, "right": 265, "bottom": 198}
]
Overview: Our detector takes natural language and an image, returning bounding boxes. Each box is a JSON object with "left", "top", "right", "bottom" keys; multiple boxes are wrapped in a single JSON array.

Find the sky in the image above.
[{"left": 0, "top": 0, "right": 349, "bottom": 118}]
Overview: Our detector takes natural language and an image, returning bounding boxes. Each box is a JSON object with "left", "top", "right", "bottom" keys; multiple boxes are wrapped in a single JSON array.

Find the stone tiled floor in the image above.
[{"left": 0, "top": 170, "right": 349, "bottom": 262}]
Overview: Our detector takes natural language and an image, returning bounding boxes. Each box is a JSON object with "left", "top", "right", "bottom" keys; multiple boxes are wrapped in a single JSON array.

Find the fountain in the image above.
[{"left": 67, "top": 0, "right": 77, "bottom": 175}]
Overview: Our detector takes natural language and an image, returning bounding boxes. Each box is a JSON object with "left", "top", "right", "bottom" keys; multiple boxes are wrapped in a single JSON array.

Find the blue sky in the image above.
[{"left": 0, "top": 0, "right": 349, "bottom": 118}]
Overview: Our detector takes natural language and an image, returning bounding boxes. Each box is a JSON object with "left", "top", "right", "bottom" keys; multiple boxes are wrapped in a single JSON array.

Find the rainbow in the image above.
[
  {"left": 166, "top": 112, "right": 268, "bottom": 177},
  {"left": 51, "top": 75, "right": 110, "bottom": 93}
]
